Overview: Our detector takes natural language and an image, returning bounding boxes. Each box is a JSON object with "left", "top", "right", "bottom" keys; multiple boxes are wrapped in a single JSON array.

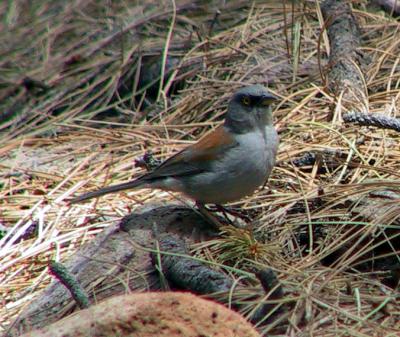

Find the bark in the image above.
[
  {"left": 343, "top": 111, "right": 400, "bottom": 132},
  {"left": 251, "top": 269, "right": 286, "bottom": 325},
  {"left": 153, "top": 233, "right": 233, "bottom": 294},
  {"left": 321, "top": 0, "right": 367, "bottom": 112}
]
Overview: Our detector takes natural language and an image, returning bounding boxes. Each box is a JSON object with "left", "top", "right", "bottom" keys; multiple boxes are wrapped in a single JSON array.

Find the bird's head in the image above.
[{"left": 225, "top": 84, "right": 277, "bottom": 133}]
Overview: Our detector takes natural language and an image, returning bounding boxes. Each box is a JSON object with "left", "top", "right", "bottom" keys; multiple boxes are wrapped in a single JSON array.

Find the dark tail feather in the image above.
[{"left": 69, "top": 179, "right": 145, "bottom": 204}]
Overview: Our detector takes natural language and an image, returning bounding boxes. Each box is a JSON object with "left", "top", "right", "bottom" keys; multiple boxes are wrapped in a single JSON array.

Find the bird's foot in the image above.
[
  {"left": 213, "top": 205, "right": 252, "bottom": 223},
  {"left": 197, "top": 203, "right": 251, "bottom": 229},
  {"left": 195, "top": 202, "right": 230, "bottom": 230}
]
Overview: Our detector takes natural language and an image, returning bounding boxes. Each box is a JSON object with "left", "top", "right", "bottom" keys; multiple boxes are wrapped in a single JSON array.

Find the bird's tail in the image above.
[{"left": 69, "top": 178, "right": 145, "bottom": 204}]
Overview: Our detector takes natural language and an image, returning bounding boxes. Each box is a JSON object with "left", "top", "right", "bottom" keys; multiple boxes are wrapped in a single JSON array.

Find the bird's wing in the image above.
[{"left": 142, "top": 126, "right": 238, "bottom": 180}]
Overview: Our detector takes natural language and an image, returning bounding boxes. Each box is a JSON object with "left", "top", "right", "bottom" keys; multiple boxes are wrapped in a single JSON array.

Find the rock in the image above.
[{"left": 19, "top": 292, "right": 260, "bottom": 337}]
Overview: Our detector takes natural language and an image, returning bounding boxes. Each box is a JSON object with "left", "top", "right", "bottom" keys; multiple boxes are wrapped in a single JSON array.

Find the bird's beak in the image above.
[{"left": 260, "top": 93, "right": 278, "bottom": 106}]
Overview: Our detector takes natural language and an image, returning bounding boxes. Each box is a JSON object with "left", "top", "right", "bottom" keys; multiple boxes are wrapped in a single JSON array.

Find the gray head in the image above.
[{"left": 224, "top": 84, "right": 277, "bottom": 133}]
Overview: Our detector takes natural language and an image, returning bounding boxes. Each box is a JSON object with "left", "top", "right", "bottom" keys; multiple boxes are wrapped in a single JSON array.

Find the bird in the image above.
[{"left": 70, "top": 85, "right": 279, "bottom": 225}]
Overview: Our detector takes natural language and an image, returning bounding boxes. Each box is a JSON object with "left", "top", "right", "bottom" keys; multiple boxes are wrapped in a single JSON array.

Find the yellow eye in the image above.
[{"left": 242, "top": 96, "right": 251, "bottom": 106}]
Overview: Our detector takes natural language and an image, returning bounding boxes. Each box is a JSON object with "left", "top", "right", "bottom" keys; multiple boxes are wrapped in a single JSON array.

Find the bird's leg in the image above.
[
  {"left": 195, "top": 202, "right": 226, "bottom": 230},
  {"left": 198, "top": 204, "right": 249, "bottom": 229},
  {"left": 214, "top": 204, "right": 252, "bottom": 223},
  {"left": 211, "top": 205, "right": 234, "bottom": 226}
]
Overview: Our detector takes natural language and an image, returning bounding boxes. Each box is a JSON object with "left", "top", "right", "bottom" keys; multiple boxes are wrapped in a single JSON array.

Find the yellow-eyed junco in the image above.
[{"left": 70, "top": 85, "right": 279, "bottom": 218}]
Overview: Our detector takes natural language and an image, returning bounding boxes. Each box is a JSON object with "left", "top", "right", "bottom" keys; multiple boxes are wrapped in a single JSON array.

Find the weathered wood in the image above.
[
  {"left": 321, "top": 0, "right": 367, "bottom": 112},
  {"left": 153, "top": 233, "right": 233, "bottom": 294},
  {"left": 6, "top": 204, "right": 215, "bottom": 337}
]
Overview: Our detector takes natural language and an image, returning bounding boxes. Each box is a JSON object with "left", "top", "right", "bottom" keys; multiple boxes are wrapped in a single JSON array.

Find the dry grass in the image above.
[{"left": 1, "top": 0, "right": 400, "bottom": 336}]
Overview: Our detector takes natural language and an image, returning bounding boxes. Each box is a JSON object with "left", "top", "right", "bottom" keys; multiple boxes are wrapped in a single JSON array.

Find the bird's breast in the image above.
[{"left": 179, "top": 128, "right": 278, "bottom": 204}]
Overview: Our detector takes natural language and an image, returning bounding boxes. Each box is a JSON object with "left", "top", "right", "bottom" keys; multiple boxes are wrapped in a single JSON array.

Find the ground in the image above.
[{"left": 1, "top": 1, "right": 400, "bottom": 336}]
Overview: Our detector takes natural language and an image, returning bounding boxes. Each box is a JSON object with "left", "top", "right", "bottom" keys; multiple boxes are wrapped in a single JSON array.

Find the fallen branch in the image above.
[
  {"left": 152, "top": 233, "right": 233, "bottom": 294},
  {"left": 6, "top": 204, "right": 215, "bottom": 336},
  {"left": 343, "top": 111, "right": 400, "bottom": 132},
  {"left": 152, "top": 234, "right": 287, "bottom": 326},
  {"left": 321, "top": 0, "right": 367, "bottom": 111}
]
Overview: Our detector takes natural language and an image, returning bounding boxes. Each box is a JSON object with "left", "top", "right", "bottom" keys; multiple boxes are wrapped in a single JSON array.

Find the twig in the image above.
[
  {"left": 157, "top": 0, "right": 177, "bottom": 102},
  {"left": 48, "top": 261, "right": 90, "bottom": 309},
  {"left": 208, "top": 9, "right": 221, "bottom": 36}
]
